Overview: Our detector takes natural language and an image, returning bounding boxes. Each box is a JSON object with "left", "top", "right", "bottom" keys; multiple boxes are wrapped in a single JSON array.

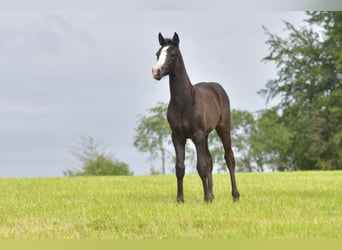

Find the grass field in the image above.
[{"left": 0, "top": 171, "right": 341, "bottom": 239}]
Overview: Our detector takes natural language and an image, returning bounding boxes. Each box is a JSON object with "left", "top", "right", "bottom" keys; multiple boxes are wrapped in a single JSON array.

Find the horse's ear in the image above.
[
  {"left": 158, "top": 32, "right": 166, "bottom": 46},
  {"left": 172, "top": 32, "right": 179, "bottom": 46}
]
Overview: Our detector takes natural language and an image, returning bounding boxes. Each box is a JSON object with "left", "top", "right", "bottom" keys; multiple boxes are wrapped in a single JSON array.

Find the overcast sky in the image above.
[{"left": 0, "top": 2, "right": 312, "bottom": 177}]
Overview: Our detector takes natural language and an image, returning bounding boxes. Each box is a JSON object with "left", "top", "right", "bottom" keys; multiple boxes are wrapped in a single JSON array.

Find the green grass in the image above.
[{"left": 0, "top": 171, "right": 341, "bottom": 239}]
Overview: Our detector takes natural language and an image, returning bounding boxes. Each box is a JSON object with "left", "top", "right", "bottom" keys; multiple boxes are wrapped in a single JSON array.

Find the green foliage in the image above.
[
  {"left": 83, "top": 155, "right": 133, "bottom": 176},
  {"left": 133, "top": 102, "right": 171, "bottom": 174},
  {"left": 231, "top": 110, "right": 256, "bottom": 172},
  {"left": 261, "top": 11, "right": 342, "bottom": 170},
  {"left": 64, "top": 134, "right": 132, "bottom": 176},
  {"left": 251, "top": 109, "right": 293, "bottom": 171},
  {"left": 0, "top": 172, "right": 341, "bottom": 239},
  {"left": 226, "top": 109, "right": 292, "bottom": 172},
  {"left": 209, "top": 109, "right": 293, "bottom": 172},
  {"left": 65, "top": 155, "right": 132, "bottom": 177}
]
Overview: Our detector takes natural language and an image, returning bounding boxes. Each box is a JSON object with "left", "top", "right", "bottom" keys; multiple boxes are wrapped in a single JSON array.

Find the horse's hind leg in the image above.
[
  {"left": 205, "top": 136, "right": 215, "bottom": 201},
  {"left": 216, "top": 127, "right": 240, "bottom": 201},
  {"left": 193, "top": 132, "right": 213, "bottom": 203}
]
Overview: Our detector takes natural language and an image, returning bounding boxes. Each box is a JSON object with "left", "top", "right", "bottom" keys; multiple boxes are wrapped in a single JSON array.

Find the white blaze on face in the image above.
[
  {"left": 152, "top": 46, "right": 169, "bottom": 78},
  {"left": 157, "top": 46, "right": 169, "bottom": 67}
]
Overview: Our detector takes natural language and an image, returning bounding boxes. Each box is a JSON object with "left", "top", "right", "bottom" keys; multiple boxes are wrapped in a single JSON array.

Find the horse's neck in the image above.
[{"left": 169, "top": 60, "right": 194, "bottom": 108}]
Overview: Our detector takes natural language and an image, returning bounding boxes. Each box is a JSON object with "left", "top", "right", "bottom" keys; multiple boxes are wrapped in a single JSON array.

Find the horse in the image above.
[{"left": 152, "top": 32, "right": 240, "bottom": 203}]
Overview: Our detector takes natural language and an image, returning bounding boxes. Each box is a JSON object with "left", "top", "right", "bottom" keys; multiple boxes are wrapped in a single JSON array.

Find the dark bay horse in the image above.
[{"left": 152, "top": 32, "right": 240, "bottom": 203}]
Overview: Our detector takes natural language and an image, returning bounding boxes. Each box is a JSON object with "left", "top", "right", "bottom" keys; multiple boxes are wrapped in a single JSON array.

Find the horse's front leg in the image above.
[{"left": 172, "top": 133, "right": 186, "bottom": 203}]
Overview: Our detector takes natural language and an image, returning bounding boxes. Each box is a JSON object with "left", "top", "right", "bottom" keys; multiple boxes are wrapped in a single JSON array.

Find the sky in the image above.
[{"left": 0, "top": 2, "right": 313, "bottom": 177}]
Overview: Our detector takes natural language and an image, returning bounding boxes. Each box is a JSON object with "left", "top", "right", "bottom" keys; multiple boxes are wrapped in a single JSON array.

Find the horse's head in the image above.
[{"left": 152, "top": 32, "right": 180, "bottom": 80}]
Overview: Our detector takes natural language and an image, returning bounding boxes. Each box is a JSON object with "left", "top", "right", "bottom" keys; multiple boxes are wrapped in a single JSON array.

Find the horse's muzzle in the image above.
[{"left": 152, "top": 65, "right": 162, "bottom": 80}]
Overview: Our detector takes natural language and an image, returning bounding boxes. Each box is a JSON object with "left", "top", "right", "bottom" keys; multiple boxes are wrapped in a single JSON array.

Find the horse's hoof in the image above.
[
  {"left": 204, "top": 196, "right": 214, "bottom": 203},
  {"left": 232, "top": 191, "right": 240, "bottom": 202},
  {"left": 177, "top": 198, "right": 184, "bottom": 203},
  {"left": 233, "top": 196, "right": 240, "bottom": 202}
]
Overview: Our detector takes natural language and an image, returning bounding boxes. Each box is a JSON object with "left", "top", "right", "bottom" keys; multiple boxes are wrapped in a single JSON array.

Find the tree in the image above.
[
  {"left": 307, "top": 11, "right": 342, "bottom": 170},
  {"left": 133, "top": 102, "right": 171, "bottom": 175},
  {"left": 68, "top": 133, "right": 103, "bottom": 167},
  {"left": 64, "top": 133, "right": 132, "bottom": 176},
  {"left": 251, "top": 109, "right": 293, "bottom": 171},
  {"left": 260, "top": 11, "right": 342, "bottom": 170},
  {"left": 231, "top": 110, "right": 256, "bottom": 172},
  {"left": 81, "top": 155, "right": 133, "bottom": 176}
]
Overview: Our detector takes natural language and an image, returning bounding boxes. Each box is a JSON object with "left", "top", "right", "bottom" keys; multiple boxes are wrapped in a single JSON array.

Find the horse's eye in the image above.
[{"left": 170, "top": 52, "right": 176, "bottom": 57}]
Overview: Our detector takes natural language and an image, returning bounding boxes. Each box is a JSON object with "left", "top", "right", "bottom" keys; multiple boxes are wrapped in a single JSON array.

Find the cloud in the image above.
[{"left": 0, "top": 11, "right": 94, "bottom": 60}]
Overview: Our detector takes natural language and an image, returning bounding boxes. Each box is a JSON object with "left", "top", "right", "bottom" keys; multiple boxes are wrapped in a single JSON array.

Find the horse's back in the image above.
[{"left": 194, "top": 82, "right": 230, "bottom": 107}]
